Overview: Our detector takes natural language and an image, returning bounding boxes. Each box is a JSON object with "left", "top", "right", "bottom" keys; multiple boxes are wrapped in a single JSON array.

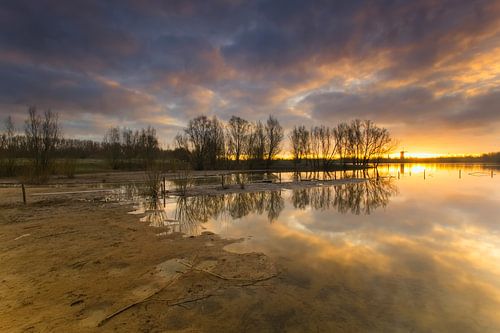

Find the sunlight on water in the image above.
[{"left": 121, "top": 164, "right": 500, "bottom": 331}]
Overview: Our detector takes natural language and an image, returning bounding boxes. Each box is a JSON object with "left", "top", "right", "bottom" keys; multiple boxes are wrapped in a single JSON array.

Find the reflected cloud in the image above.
[{"left": 102, "top": 165, "right": 500, "bottom": 330}]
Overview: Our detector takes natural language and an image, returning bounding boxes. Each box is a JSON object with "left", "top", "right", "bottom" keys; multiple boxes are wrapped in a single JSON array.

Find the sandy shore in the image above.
[
  {"left": 0, "top": 176, "right": 366, "bottom": 332},
  {"left": 0, "top": 197, "right": 280, "bottom": 332}
]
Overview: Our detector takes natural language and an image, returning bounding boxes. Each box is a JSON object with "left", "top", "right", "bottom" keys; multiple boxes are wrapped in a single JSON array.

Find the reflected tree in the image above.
[
  {"left": 265, "top": 191, "right": 285, "bottom": 222},
  {"left": 292, "top": 178, "right": 397, "bottom": 215}
]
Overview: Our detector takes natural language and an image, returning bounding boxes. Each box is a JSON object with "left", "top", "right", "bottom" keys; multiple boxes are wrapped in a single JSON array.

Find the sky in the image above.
[{"left": 0, "top": 0, "right": 499, "bottom": 155}]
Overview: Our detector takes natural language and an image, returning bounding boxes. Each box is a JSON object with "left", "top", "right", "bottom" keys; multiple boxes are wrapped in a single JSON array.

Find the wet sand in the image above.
[{"left": 0, "top": 193, "right": 280, "bottom": 332}]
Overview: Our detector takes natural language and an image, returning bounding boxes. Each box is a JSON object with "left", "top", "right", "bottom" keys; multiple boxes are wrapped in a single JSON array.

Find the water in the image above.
[{"left": 128, "top": 164, "right": 500, "bottom": 332}]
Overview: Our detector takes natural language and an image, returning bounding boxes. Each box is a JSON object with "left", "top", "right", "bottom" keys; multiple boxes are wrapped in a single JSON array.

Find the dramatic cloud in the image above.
[{"left": 0, "top": 0, "right": 499, "bottom": 153}]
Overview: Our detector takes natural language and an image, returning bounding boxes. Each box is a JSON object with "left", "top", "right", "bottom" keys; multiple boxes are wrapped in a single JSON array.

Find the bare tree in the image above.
[
  {"left": 185, "top": 116, "right": 210, "bottom": 169},
  {"left": 290, "top": 126, "right": 301, "bottom": 167},
  {"left": 264, "top": 115, "right": 284, "bottom": 168},
  {"left": 309, "top": 126, "right": 322, "bottom": 169},
  {"left": 247, "top": 121, "right": 266, "bottom": 168},
  {"left": 333, "top": 122, "right": 350, "bottom": 167},
  {"left": 139, "top": 126, "right": 159, "bottom": 168},
  {"left": 121, "top": 128, "right": 136, "bottom": 168},
  {"left": 348, "top": 119, "right": 363, "bottom": 165},
  {"left": 24, "top": 107, "right": 60, "bottom": 180},
  {"left": 360, "top": 120, "right": 394, "bottom": 167},
  {"left": 227, "top": 115, "right": 250, "bottom": 168},
  {"left": 316, "top": 125, "right": 338, "bottom": 169},
  {"left": 1, "top": 116, "right": 17, "bottom": 176},
  {"left": 332, "top": 120, "right": 395, "bottom": 168},
  {"left": 184, "top": 115, "right": 225, "bottom": 170},
  {"left": 289, "top": 125, "right": 309, "bottom": 168},
  {"left": 104, "top": 127, "right": 121, "bottom": 169}
]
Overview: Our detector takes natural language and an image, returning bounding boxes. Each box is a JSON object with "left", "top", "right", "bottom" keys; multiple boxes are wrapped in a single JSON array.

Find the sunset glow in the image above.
[
  {"left": 2, "top": 3, "right": 500, "bottom": 332},
  {"left": 0, "top": 1, "right": 499, "bottom": 155}
]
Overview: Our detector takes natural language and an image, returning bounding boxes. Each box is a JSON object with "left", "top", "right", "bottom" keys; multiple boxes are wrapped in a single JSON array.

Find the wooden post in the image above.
[
  {"left": 279, "top": 172, "right": 282, "bottom": 183},
  {"left": 424, "top": 169, "right": 426, "bottom": 180},
  {"left": 162, "top": 178, "right": 166, "bottom": 207},
  {"left": 221, "top": 174, "right": 224, "bottom": 188},
  {"left": 21, "top": 184, "right": 26, "bottom": 205},
  {"left": 398, "top": 170, "right": 400, "bottom": 179},
  {"left": 459, "top": 170, "right": 461, "bottom": 179}
]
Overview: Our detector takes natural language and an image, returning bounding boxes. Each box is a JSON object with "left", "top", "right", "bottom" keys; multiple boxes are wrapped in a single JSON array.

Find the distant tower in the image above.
[{"left": 400, "top": 150, "right": 405, "bottom": 160}]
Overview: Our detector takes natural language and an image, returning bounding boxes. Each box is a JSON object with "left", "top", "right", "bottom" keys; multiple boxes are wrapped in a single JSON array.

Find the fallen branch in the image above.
[
  {"left": 178, "top": 260, "right": 280, "bottom": 283},
  {"left": 150, "top": 293, "right": 215, "bottom": 307},
  {"left": 98, "top": 267, "right": 188, "bottom": 327},
  {"left": 98, "top": 258, "right": 279, "bottom": 327}
]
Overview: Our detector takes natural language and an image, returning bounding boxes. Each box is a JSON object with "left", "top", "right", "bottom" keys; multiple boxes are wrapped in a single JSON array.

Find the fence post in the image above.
[{"left": 21, "top": 184, "right": 26, "bottom": 205}]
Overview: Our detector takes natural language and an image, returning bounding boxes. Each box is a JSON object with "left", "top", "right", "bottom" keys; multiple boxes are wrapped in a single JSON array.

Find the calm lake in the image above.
[{"left": 132, "top": 164, "right": 500, "bottom": 332}]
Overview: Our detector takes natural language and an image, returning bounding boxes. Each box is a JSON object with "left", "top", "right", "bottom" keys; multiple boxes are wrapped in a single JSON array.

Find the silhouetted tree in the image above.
[
  {"left": 333, "top": 122, "right": 350, "bottom": 167},
  {"left": 264, "top": 115, "right": 284, "bottom": 168},
  {"left": 247, "top": 121, "right": 266, "bottom": 168},
  {"left": 184, "top": 115, "right": 225, "bottom": 170},
  {"left": 227, "top": 115, "right": 250, "bottom": 168},
  {"left": 290, "top": 125, "right": 309, "bottom": 168}
]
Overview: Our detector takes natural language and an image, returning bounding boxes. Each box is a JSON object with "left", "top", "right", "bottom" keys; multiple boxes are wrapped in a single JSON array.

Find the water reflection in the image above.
[
  {"left": 133, "top": 177, "right": 396, "bottom": 235},
  {"left": 173, "top": 191, "right": 285, "bottom": 232},
  {"left": 205, "top": 164, "right": 500, "bottom": 332},
  {"left": 292, "top": 178, "right": 397, "bottom": 215},
  {"left": 115, "top": 164, "right": 500, "bottom": 331}
]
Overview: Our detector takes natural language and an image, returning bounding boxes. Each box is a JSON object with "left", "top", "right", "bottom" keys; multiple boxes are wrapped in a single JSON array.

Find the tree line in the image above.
[
  {"left": 1, "top": 106, "right": 400, "bottom": 180},
  {"left": 0, "top": 107, "right": 63, "bottom": 180},
  {"left": 103, "top": 126, "right": 160, "bottom": 170},
  {"left": 289, "top": 119, "right": 395, "bottom": 169},
  {"left": 175, "top": 116, "right": 395, "bottom": 170},
  {"left": 0, "top": 107, "right": 162, "bottom": 179},
  {"left": 175, "top": 115, "right": 284, "bottom": 170}
]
